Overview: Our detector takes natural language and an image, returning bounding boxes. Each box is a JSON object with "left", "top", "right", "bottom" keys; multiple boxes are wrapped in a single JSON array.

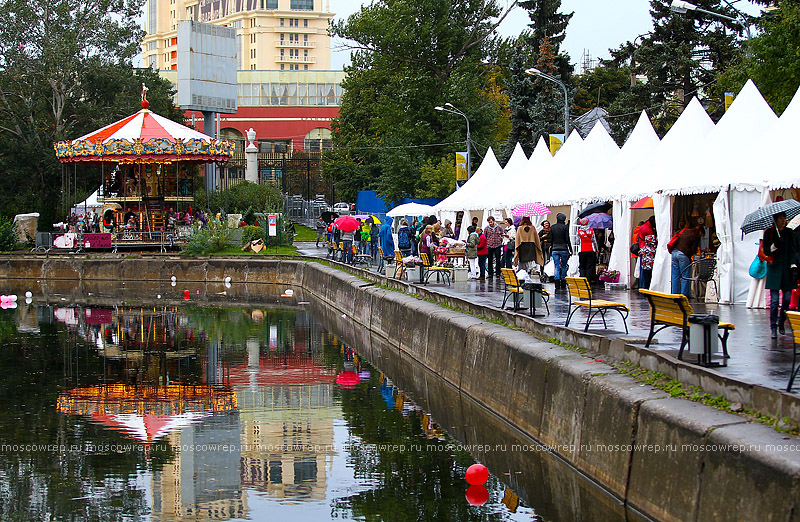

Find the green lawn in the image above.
[{"left": 292, "top": 224, "right": 318, "bottom": 242}]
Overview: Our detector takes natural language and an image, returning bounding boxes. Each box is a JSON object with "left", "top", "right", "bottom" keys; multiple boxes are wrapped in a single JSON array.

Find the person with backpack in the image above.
[{"left": 397, "top": 219, "right": 413, "bottom": 257}]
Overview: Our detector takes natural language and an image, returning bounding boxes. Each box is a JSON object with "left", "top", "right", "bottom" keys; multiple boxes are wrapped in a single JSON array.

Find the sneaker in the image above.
[{"left": 771, "top": 327, "right": 778, "bottom": 339}]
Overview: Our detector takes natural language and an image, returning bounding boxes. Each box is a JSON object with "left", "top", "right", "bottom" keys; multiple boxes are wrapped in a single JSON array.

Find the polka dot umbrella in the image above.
[{"left": 512, "top": 202, "right": 550, "bottom": 217}]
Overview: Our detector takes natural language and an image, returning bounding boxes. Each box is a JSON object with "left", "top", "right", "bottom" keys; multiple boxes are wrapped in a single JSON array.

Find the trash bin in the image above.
[{"left": 688, "top": 314, "right": 719, "bottom": 355}]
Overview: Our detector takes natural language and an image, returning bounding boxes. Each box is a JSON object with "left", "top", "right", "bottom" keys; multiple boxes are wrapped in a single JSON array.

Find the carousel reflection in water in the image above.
[{"left": 1, "top": 302, "right": 533, "bottom": 522}]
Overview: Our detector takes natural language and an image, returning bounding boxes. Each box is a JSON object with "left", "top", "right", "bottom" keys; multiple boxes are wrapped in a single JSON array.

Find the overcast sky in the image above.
[{"left": 328, "top": 0, "right": 764, "bottom": 71}]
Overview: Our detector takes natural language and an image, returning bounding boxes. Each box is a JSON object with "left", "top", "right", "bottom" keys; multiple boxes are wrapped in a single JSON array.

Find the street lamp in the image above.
[
  {"left": 435, "top": 103, "right": 471, "bottom": 179},
  {"left": 525, "top": 67, "right": 570, "bottom": 142},
  {"left": 670, "top": 0, "right": 752, "bottom": 39}
]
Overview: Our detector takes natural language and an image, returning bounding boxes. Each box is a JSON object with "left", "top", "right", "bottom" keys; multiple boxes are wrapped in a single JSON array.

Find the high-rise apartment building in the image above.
[
  {"left": 141, "top": 0, "right": 344, "bottom": 197},
  {"left": 142, "top": 0, "right": 334, "bottom": 71}
]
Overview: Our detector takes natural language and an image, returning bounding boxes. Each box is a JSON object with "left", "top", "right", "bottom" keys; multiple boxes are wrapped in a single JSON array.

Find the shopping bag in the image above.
[
  {"left": 567, "top": 255, "right": 579, "bottom": 277},
  {"left": 749, "top": 255, "right": 767, "bottom": 279},
  {"left": 667, "top": 228, "right": 686, "bottom": 253},
  {"left": 633, "top": 257, "right": 641, "bottom": 279},
  {"left": 791, "top": 289, "right": 800, "bottom": 310},
  {"left": 543, "top": 259, "right": 555, "bottom": 278}
]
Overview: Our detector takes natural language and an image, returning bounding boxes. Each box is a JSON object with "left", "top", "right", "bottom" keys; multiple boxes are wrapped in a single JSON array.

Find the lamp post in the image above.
[
  {"left": 670, "top": 0, "right": 752, "bottom": 39},
  {"left": 525, "top": 67, "right": 570, "bottom": 142},
  {"left": 435, "top": 103, "right": 471, "bottom": 179}
]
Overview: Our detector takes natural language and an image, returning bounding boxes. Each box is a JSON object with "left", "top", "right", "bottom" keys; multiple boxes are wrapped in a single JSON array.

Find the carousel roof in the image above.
[{"left": 53, "top": 102, "right": 235, "bottom": 164}]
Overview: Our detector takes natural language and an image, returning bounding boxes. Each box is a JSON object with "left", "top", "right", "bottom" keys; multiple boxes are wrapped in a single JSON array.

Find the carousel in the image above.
[
  {"left": 57, "top": 383, "right": 238, "bottom": 444},
  {"left": 53, "top": 86, "right": 235, "bottom": 249}
]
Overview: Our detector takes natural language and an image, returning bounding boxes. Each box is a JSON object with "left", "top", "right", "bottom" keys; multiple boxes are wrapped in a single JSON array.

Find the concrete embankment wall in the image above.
[{"left": 2, "top": 255, "right": 799, "bottom": 522}]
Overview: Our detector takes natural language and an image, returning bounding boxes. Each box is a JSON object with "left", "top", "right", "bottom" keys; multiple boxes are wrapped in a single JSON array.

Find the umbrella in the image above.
[
  {"left": 336, "top": 370, "right": 360, "bottom": 389},
  {"left": 578, "top": 201, "right": 612, "bottom": 218},
  {"left": 334, "top": 215, "right": 360, "bottom": 232},
  {"left": 741, "top": 199, "right": 800, "bottom": 235},
  {"left": 353, "top": 214, "right": 381, "bottom": 224},
  {"left": 631, "top": 196, "right": 654, "bottom": 209},
  {"left": 512, "top": 202, "right": 550, "bottom": 217},
  {"left": 387, "top": 202, "right": 435, "bottom": 217},
  {"left": 585, "top": 212, "right": 613, "bottom": 228},
  {"left": 320, "top": 211, "right": 338, "bottom": 223}
]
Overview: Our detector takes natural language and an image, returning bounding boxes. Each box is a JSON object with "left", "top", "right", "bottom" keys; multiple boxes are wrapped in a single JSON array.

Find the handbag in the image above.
[
  {"left": 667, "top": 228, "right": 686, "bottom": 253},
  {"left": 749, "top": 255, "right": 767, "bottom": 279},
  {"left": 543, "top": 259, "right": 555, "bottom": 277},
  {"left": 630, "top": 242, "right": 640, "bottom": 256}
]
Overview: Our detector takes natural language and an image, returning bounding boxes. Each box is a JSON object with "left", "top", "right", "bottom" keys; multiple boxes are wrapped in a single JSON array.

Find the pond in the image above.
[{"left": 0, "top": 299, "right": 549, "bottom": 521}]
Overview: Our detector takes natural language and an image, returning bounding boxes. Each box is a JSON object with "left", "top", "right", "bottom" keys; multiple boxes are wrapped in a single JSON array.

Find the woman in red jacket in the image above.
[{"left": 477, "top": 227, "right": 488, "bottom": 280}]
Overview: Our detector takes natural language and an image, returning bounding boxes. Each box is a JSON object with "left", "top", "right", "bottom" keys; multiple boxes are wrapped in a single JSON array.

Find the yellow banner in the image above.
[
  {"left": 725, "top": 92, "right": 735, "bottom": 112},
  {"left": 549, "top": 135, "right": 563, "bottom": 156},
  {"left": 455, "top": 152, "right": 468, "bottom": 181}
]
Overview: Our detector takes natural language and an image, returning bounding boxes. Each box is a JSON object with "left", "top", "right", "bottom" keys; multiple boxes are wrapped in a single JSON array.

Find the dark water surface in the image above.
[{"left": 0, "top": 297, "right": 551, "bottom": 521}]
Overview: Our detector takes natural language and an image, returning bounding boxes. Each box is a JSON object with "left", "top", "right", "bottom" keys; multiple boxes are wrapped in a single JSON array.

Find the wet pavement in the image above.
[{"left": 294, "top": 242, "right": 797, "bottom": 394}]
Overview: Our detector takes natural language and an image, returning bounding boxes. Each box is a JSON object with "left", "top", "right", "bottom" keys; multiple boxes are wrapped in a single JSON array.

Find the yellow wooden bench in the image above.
[
  {"left": 785, "top": 311, "right": 800, "bottom": 391},
  {"left": 393, "top": 250, "right": 407, "bottom": 279},
  {"left": 501, "top": 268, "right": 549, "bottom": 314},
  {"left": 565, "top": 276, "right": 629, "bottom": 333},
  {"left": 420, "top": 252, "right": 451, "bottom": 285},
  {"left": 639, "top": 289, "right": 734, "bottom": 362}
]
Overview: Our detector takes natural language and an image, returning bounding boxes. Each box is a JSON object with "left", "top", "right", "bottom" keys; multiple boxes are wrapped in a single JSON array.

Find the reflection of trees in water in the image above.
[
  {"left": 329, "top": 356, "right": 505, "bottom": 522},
  {"left": 0, "top": 315, "right": 173, "bottom": 522}
]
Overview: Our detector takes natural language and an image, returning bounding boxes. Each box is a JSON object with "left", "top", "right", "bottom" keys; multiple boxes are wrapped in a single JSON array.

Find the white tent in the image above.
[
  {"left": 435, "top": 147, "right": 502, "bottom": 212},
  {"left": 562, "top": 123, "right": 621, "bottom": 203},
  {"left": 685, "top": 80, "right": 778, "bottom": 304},
  {"left": 505, "top": 137, "right": 554, "bottom": 225},
  {"left": 71, "top": 188, "right": 102, "bottom": 216},
  {"left": 387, "top": 202, "right": 436, "bottom": 218},
  {"left": 634, "top": 98, "right": 716, "bottom": 293},
  {"left": 536, "top": 129, "right": 585, "bottom": 206},
  {"left": 604, "top": 111, "right": 661, "bottom": 287},
  {"left": 764, "top": 83, "right": 800, "bottom": 190},
  {"left": 480, "top": 143, "right": 528, "bottom": 210}
]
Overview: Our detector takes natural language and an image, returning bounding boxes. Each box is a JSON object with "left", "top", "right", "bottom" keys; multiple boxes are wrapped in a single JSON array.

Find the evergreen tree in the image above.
[
  {"left": 608, "top": 0, "right": 745, "bottom": 135},
  {"left": 519, "top": 0, "right": 574, "bottom": 83},
  {"left": 716, "top": 1, "right": 800, "bottom": 115},
  {"left": 502, "top": 0, "right": 574, "bottom": 161}
]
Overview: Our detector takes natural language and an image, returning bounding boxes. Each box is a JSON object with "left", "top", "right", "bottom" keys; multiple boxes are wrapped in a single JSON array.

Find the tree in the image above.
[
  {"left": 0, "top": 0, "right": 182, "bottom": 225},
  {"left": 519, "top": 0, "right": 574, "bottom": 81},
  {"left": 324, "top": 0, "right": 516, "bottom": 205},
  {"left": 418, "top": 156, "right": 457, "bottom": 199},
  {"left": 715, "top": 1, "right": 800, "bottom": 115},
  {"left": 501, "top": 0, "right": 574, "bottom": 161},
  {"left": 608, "top": 0, "right": 746, "bottom": 136}
]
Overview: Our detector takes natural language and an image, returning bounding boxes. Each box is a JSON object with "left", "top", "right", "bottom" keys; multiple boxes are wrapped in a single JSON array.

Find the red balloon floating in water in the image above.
[
  {"left": 184, "top": 290, "right": 190, "bottom": 300},
  {"left": 465, "top": 463, "right": 489, "bottom": 485},
  {"left": 465, "top": 485, "right": 489, "bottom": 506}
]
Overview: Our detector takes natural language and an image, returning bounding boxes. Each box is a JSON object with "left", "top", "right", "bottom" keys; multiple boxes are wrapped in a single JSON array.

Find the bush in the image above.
[
  {"left": 182, "top": 224, "right": 237, "bottom": 255},
  {"left": 0, "top": 216, "right": 18, "bottom": 251},
  {"left": 241, "top": 225, "right": 265, "bottom": 246},
  {"left": 194, "top": 181, "right": 282, "bottom": 214}
]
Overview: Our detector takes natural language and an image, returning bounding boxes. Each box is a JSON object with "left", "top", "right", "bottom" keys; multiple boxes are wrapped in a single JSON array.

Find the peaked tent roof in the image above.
[
  {"left": 480, "top": 143, "right": 529, "bottom": 209},
  {"left": 540, "top": 126, "right": 618, "bottom": 205},
  {"left": 624, "top": 97, "right": 715, "bottom": 199},
  {"left": 673, "top": 80, "right": 778, "bottom": 195},
  {"left": 565, "top": 122, "right": 621, "bottom": 202},
  {"left": 534, "top": 129, "right": 584, "bottom": 206},
  {"left": 765, "top": 83, "right": 800, "bottom": 189},
  {"left": 435, "top": 147, "right": 503, "bottom": 211},
  {"left": 505, "top": 137, "right": 554, "bottom": 208},
  {"left": 596, "top": 111, "right": 660, "bottom": 201}
]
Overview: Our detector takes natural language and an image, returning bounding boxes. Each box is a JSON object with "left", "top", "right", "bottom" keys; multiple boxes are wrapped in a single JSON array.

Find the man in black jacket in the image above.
[{"left": 550, "top": 213, "right": 572, "bottom": 289}]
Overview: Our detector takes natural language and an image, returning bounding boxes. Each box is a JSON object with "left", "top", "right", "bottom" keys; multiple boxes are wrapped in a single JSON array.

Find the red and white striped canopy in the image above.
[
  {"left": 54, "top": 106, "right": 234, "bottom": 164},
  {"left": 75, "top": 108, "right": 213, "bottom": 143}
]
